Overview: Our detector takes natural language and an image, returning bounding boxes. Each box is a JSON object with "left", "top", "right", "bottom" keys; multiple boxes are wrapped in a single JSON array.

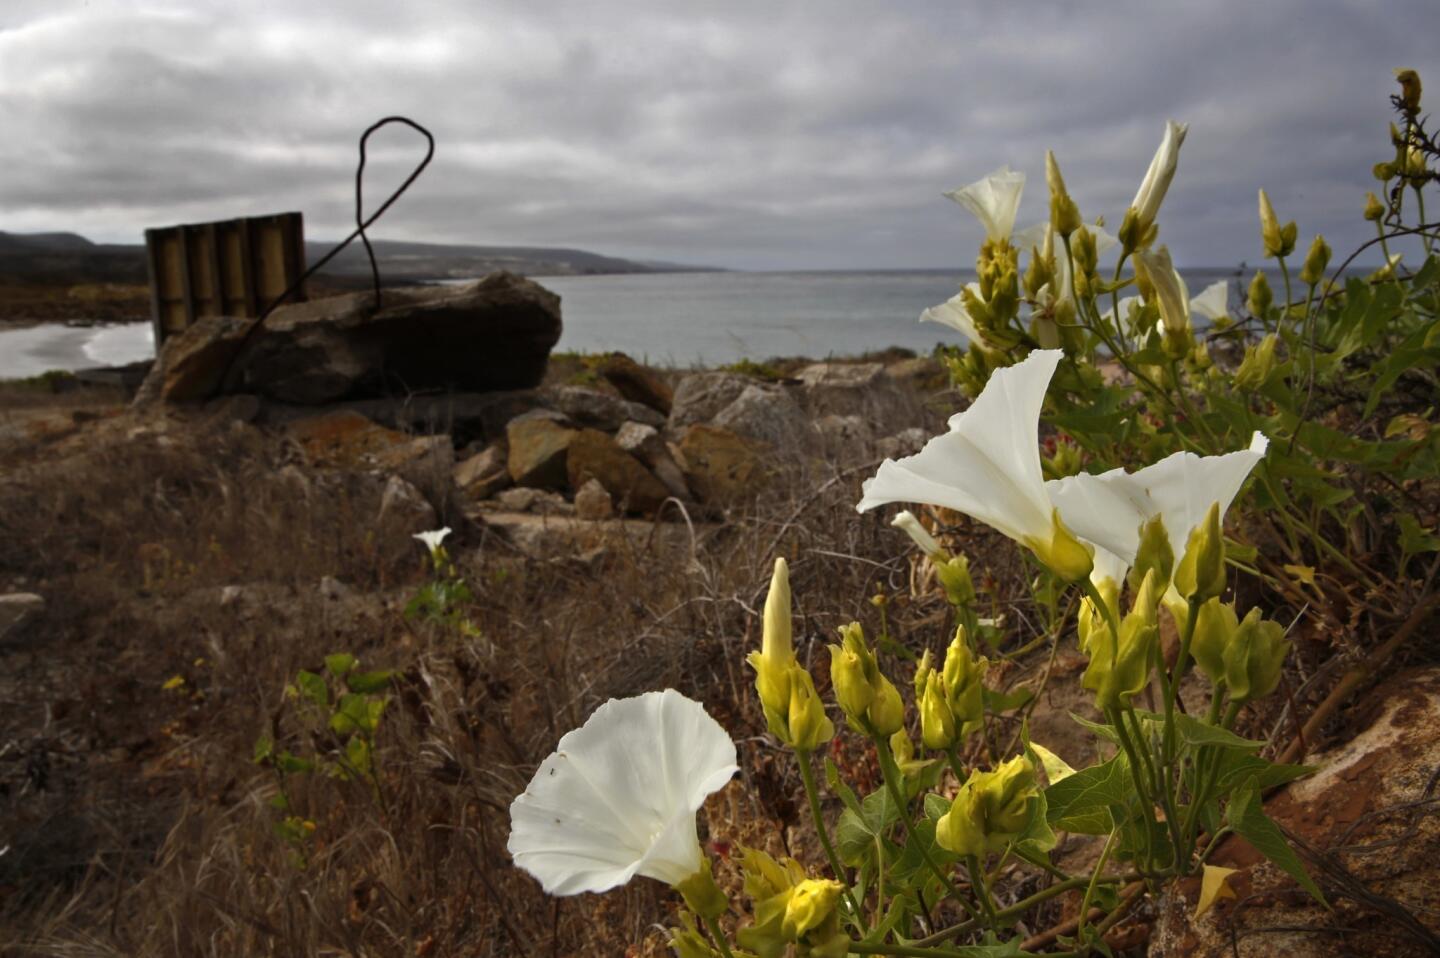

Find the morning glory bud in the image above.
[
  {"left": 1174, "top": 502, "right": 1227, "bottom": 602},
  {"left": 1224, "top": 609, "right": 1290, "bottom": 703},
  {"left": 1395, "top": 68, "right": 1422, "bottom": 114},
  {"left": 935, "top": 554, "right": 977, "bottom": 608},
  {"left": 747, "top": 558, "right": 796, "bottom": 730},
  {"left": 1027, "top": 509, "right": 1095, "bottom": 583},
  {"left": 1071, "top": 224, "right": 1098, "bottom": 276},
  {"left": 913, "top": 649, "right": 934, "bottom": 701},
  {"left": 829, "top": 642, "right": 874, "bottom": 723},
  {"left": 1083, "top": 570, "right": 1161, "bottom": 710},
  {"left": 1247, "top": 270, "right": 1274, "bottom": 318},
  {"left": 936, "top": 756, "right": 1039, "bottom": 858},
  {"left": 920, "top": 672, "right": 956, "bottom": 750},
  {"left": 786, "top": 666, "right": 834, "bottom": 752},
  {"left": 1364, "top": 191, "right": 1386, "bottom": 222},
  {"left": 783, "top": 878, "right": 844, "bottom": 940},
  {"left": 1129, "top": 514, "right": 1175, "bottom": 595},
  {"left": 867, "top": 674, "right": 905, "bottom": 737},
  {"left": 941, "top": 629, "right": 987, "bottom": 728},
  {"left": 675, "top": 857, "right": 729, "bottom": 920},
  {"left": 1234, "top": 335, "right": 1278, "bottom": 390},
  {"left": 1046, "top": 150, "right": 1083, "bottom": 238},
  {"left": 1299, "top": 235, "right": 1332, "bottom": 287},
  {"left": 892, "top": 510, "right": 944, "bottom": 559},
  {"left": 1189, "top": 598, "right": 1239, "bottom": 686},
  {"left": 1258, "top": 189, "right": 1297, "bottom": 259},
  {"left": 1024, "top": 243, "right": 1052, "bottom": 299}
]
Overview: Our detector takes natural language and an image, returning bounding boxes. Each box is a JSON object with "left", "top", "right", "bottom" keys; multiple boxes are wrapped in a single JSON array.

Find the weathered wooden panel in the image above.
[{"left": 144, "top": 212, "right": 306, "bottom": 345}]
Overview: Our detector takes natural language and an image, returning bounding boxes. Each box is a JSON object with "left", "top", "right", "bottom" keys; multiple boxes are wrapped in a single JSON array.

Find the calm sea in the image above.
[{"left": 0, "top": 267, "right": 1258, "bottom": 378}]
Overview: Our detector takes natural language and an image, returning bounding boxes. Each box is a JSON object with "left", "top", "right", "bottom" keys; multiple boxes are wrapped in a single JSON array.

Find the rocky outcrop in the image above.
[
  {"left": 506, "top": 417, "right": 577, "bottom": 489},
  {"left": 565, "top": 429, "right": 670, "bottom": 514},
  {"left": 668, "top": 372, "right": 753, "bottom": 431},
  {"left": 599, "top": 352, "right": 674, "bottom": 414},
  {"left": 712, "top": 384, "right": 813, "bottom": 451},
  {"left": 676, "top": 425, "right": 763, "bottom": 504}
]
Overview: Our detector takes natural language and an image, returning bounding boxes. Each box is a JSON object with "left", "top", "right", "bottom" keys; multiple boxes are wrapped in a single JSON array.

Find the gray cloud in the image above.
[{"left": 0, "top": 0, "right": 1433, "bottom": 269}]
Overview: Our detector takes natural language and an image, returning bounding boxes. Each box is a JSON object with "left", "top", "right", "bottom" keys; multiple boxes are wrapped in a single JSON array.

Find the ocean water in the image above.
[{"left": 0, "top": 267, "right": 1260, "bottom": 378}]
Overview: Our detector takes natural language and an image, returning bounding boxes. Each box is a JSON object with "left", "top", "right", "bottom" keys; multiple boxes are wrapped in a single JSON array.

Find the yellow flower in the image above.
[{"left": 936, "top": 756, "right": 1039, "bottom": 858}]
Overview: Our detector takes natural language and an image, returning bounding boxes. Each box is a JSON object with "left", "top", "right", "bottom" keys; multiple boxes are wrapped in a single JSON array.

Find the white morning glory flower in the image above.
[
  {"left": 944, "top": 166, "right": 1026, "bottom": 245},
  {"left": 1130, "top": 120, "right": 1189, "bottom": 239},
  {"left": 919, "top": 285, "right": 985, "bottom": 345},
  {"left": 1046, "top": 432, "right": 1270, "bottom": 577},
  {"left": 857, "top": 349, "right": 1092, "bottom": 580},
  {"left": 413, "top": 527, "right": 451, "bottom": 553},
  {"left": 507, "top": 689, "right": 738, "bottom": 896}
]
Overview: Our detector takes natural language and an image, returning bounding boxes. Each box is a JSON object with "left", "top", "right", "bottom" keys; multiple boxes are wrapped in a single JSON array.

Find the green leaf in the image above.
[
  {"left": 275, "top": 750, "right": 314, "bottom": 775},
  {"left": 323, "top": 653, "right": 358, "bottom": 677},
  {"left": 1211, "top": 753, "right": 1314, "bottom": 793},
  {"left": 1226, "top": 779, "right": 1326, "bottom": 906},
  {"left": 1133, "top": 710, "right": 1263, "bottom": 752},
  {"left": 983, "top": 686, "right": 1034, "bottom": 713},
  {"left": 1399, "top": 514, "right": 1440, "bottom": 555},
  {"left": 835, "top": 786, "right": 903, "bottom": 867},
  {"left": 330, "top": 693, "right": 383, "bottom": 736},
  {"left": 294, "top": 669, "right": 329, "bottom": 708},
  {"left": 252, "top": 733, "right": 274, "bottom": 764},
  {"left": 345, "top": 669, "right": 396, "bottom": 694},
  {"left": 344, "top": 734, "right": 372, "bottom": 776},
  {"left": 1045, "top": 754, "right": 1130, "bottom": 835},
  {"left": 825, "top": 758, "right": 865, "bottom": 817},
  {"left": 1068, "top": 712, "right": 1121, "bottom": 745},
  {"left": 1014, "top": 790, "right": 1057, "bottom": 857}
]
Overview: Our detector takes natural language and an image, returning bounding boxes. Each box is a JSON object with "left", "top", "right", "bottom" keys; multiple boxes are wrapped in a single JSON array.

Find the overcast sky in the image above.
[{"left": 0, "top": 1, "right": 1433, "bottom": 270}]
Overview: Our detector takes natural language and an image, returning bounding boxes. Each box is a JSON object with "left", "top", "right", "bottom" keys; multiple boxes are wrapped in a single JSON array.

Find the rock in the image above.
[
  {"left": 615, "top": 421, "right": 691, "bottom": 500},
  {"left": 886, "top": 355, "right": 947, "bottom": 391},
  {"left": 475, "top": 511, "right": 700, "bottom": 561},
  {"left": 493, "top": 487, "right": 574, "bottom": 515},
  {"left": 284, "top": 410, "right": 414, "bottom": 467},
  {"left": 133, "top": 315, "right": 255, "bottom": 405},
  {"left": 377, "top": 475, "right": 438, "bottom": 531},
  {"left": 565, "top": 429, "right": 670, "bottom": 514},
  {"left": 1150, "top": 666, "right": 1440, "bottom": 957},
  {"left": 227, "top": 272, "right": 561, "bottom": 404},
  {"left": 795, "top": 362, "right": 915, "bottom": 434},
  {"left": 318, "top": 576, "right": 352, "bottom": 602},
  {"left": 668, "top": 372, "right": 754, "bottom": 431},
  {"left": 573, "top": 478, "right": 614, "bottom": 520},
  {"left": 814, "top": 414, "right": 874, "bottom": 447},
  {"left": 506, "top": 417, "right": 578, "bottom": 489},
  {"left": 712, "top": 384, "right": 812, "bottom": 451},
  {"left": 0, "top": 593, "right": 44, "bottom": 643},
  {"left": 876, "top": 427, "right": 930, "bottom": 461},
  {"left": 544, "top": 385, "right": 665, "bottom": 431},
  {"left": 677, "top": 425, "right": 763, "bottom": 504},
  {"left": 454, "top": 444, "right": 511, "bottom": 499},
  {"left": 599, "top": 352, "right": 674, "bottom": 414}
]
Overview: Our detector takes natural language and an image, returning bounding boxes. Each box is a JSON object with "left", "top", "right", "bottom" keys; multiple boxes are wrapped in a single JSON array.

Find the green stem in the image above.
[
  {"left": 1077, "top": 827, "right": 1118, "bottom": 941},
  {"left": 1107, "top": 706, "right": 1160, "bottom": 874},
  {"left": 1278, "top": 257, "right": 1294, "bottom": 325},
  {"left": 702, "top": 913, "right": 736, "bottom": 958},
  {"left": 912, "top": 872, "right": 1139, "bottom": 948},
  {"left": 796, "top": 749, "right": 866, "bottom": 931},
  {"left": 1163, "top": 596, "right": 1203, "bottom": 769},
  {"left": 872, "top": 735, "right": 977, "bottom": 920},
  {"left": 1416, "top": 184, "right": 1435, "bottom": 255},
  {"left": 966, "top": 854, "right": 1000, "bottom": 930}
]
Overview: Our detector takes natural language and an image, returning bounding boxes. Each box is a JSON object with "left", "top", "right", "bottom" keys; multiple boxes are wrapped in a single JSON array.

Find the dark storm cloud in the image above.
[{"left": 0, "top": 1, "right": 1433, "bottom": 268}]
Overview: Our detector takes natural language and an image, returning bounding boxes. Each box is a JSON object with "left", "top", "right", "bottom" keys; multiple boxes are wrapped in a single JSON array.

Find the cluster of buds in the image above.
[
  {"left": 891, "top": 511, "right": 978, "bottom": 612},
  {"left": 1189, "top": 600, "right": 1292, "bottom": 704},
  {"left": 829, "top": 623, "right": 904, "bottom": 736},
  {"left": 914, "top": 628, "right": 989, "bottom": 751},
  {"left": 1234, "top": 334, "right": 1279, "bottom": 390},
  {"left": 1258, "top": 189, "right": 1299, "bottom": 259},
  {"left": 1081, "top": 568, "right": 1161, "bottom": 710},
  {"left": 747, "top": 559, "right": 834, "bottom": 751},
  {"left": 734, "top": 850, "right": 848, "bottom": 958},
  {"left": 936, "top": 755, "right": 1040, "bottom": 858},
  {"left": 960, "top": 239, "right": 1023, "bottom": 350}
]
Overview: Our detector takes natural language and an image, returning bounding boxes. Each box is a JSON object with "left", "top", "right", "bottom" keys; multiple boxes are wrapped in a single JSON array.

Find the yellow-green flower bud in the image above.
[
  {"left": 936, "top": 756, "right": 1038, "bottom": 858},
  {"left": 1364, "top": 191, "right": 1386, "bottom": 222},
  {"left": 668, "top": 912, "right": 719, "bottom": 958},
  {"left": 913, "top": 649, "right": 934, "bottom": 701},
  {"left": 1189, "top": 598, "right": 1239, "bottom": 685},
  {"left": 1258, "top": 189, "right": 1296, "bottom": 258},
  {"left": 1082, "top": 570, "right": 1160, "bottom": 710},
  {"left": 1173, "top": 502, "right": 1227, "bottom": 602},
  {"left": 1129, "top": 515, "right": 1175, "bottom": 595},
  {"left": 1076, "top": 580, "right": 1117, "bottom": 656},
  {"left": 890, "top": 728, "right": 932, "bottom": 778},
  {"left": 920, "top": 672, "right": 956, "bottom": 750},
  {"left": 1395, "top": 68, "right": 1422, "bottom": 114},
  {"left": 782, "top": 879, "right": 843, "bottom": 940},
  {"left": 1025, "top": 509, "right": 1095, "bottom": 583},
  {"left": 867, "top": 674, "right": 905, "bottom": 737},
  {"left": 1234, "top": 334, "right": 1278, "bottom": 391},
  {"left": 1046, "top": 150, "right": 1083, "bottom": 238},
  {"left": 748, "top": 558, "right": 797, "bottom": 727},
  {"left": 1299, "top": 235, "right": 1331, "bottom": 287},
  {"left": 1072, "top": 225, "right": 1098, "bottom": 277},
  {"left": 829, "top": 643, "right": 874, "bottom": 722},
  {"left": 1224, "top": 609, "right": 1290, "bottom": 703},
  {"left": 675, "top": 857, "right": 729, "bottom": 919},
  {"left": 1247, "top": 270, "right": 1273, "bottom": 318},
  {"left": 941, "top": 629, "right": 987, "bottom": 728},
  {"left": 1118, "top": 206, "right": 1154, "bottom": 255},
  {"left": 1373, "top": 161, "right": 1397, "bottom": 182},
  {"left": 1404, "top": 146, "right": 1427, "bottom": 179},
  {"left": 786, "top": 666, "right": 834, "bottom": 751},
  {"left": 935, "top": 553, "right": 977, "bottom": 608},
  {"left": 1024, "top": 243, "right": 1052, "bottom": 300}
]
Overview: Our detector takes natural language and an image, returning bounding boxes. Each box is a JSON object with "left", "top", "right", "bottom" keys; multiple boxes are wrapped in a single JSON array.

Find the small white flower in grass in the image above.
[
  {"left": 944, "top": 166, "right": 1026, "bottom": 245},
  {"left": 857, "top": 349, "right": 1093, "bottom": 581},
  {"left": 413, "top": 527, "right": 451, "bottom": 554},
  {"left": 507, "top": 689, "right": 738, "bottom": 897}
]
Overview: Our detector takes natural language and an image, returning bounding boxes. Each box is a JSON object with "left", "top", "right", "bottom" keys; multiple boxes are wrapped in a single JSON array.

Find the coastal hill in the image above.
[{"left": 0, "top": 230, "right": 714, "bottom": 286}]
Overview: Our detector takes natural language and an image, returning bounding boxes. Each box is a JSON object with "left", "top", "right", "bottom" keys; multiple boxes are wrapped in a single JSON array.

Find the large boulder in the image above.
[
  {"left": 599, "top": 352, "right": 674, "bottom": 414},
  {"left": 668, "top": 372, "right": 754, "bottom": 431},
  {"left": 712, "top": 384, "right": 813, "bottom": 451},
  {"left": 795, "top": 362, "right": 916, "bottom": 435},
  {"left": 565, "top": 429, "right": 670, "bottom": 514},
  {"left": 203, "top": 272, "right": 562, "bottom": 404},
  {"left": 615, "top": 421, "right": 691, "bottom": 501},
  {"left": 507, "top": 417, "right": 577, "bottom": 489},
  {"left": 543, "top": 385, "right": 665, "bottom": 432},
  {"left": 676, "top": 424, "right": 764, "bottom": 504},
  {"left": 133, "top": 315, "right": 254, "bottom": 406}
]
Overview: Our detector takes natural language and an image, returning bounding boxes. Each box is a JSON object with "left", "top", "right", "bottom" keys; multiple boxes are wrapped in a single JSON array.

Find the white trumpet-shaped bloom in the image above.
[
  {"left": 944, "top": 166, "right": 1026, "bottom": 244},
  {"left": 508, "top": 689, "right": 738, "bottom": 896},
  {"left": 1131, "top": 121, "right": 1189, "bottom": 235},
  {"left": 1046, "top": 432, "right": 1270, "bottom": 572},
  {"left": 413, "top": 527, "right": 451, "bottom": 552},
  {"left": 919, "top": 284, "right": 985, "bottom": 344},
  {"left": 858, "top": 349, "right": 1061, "bottom": 548}
]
